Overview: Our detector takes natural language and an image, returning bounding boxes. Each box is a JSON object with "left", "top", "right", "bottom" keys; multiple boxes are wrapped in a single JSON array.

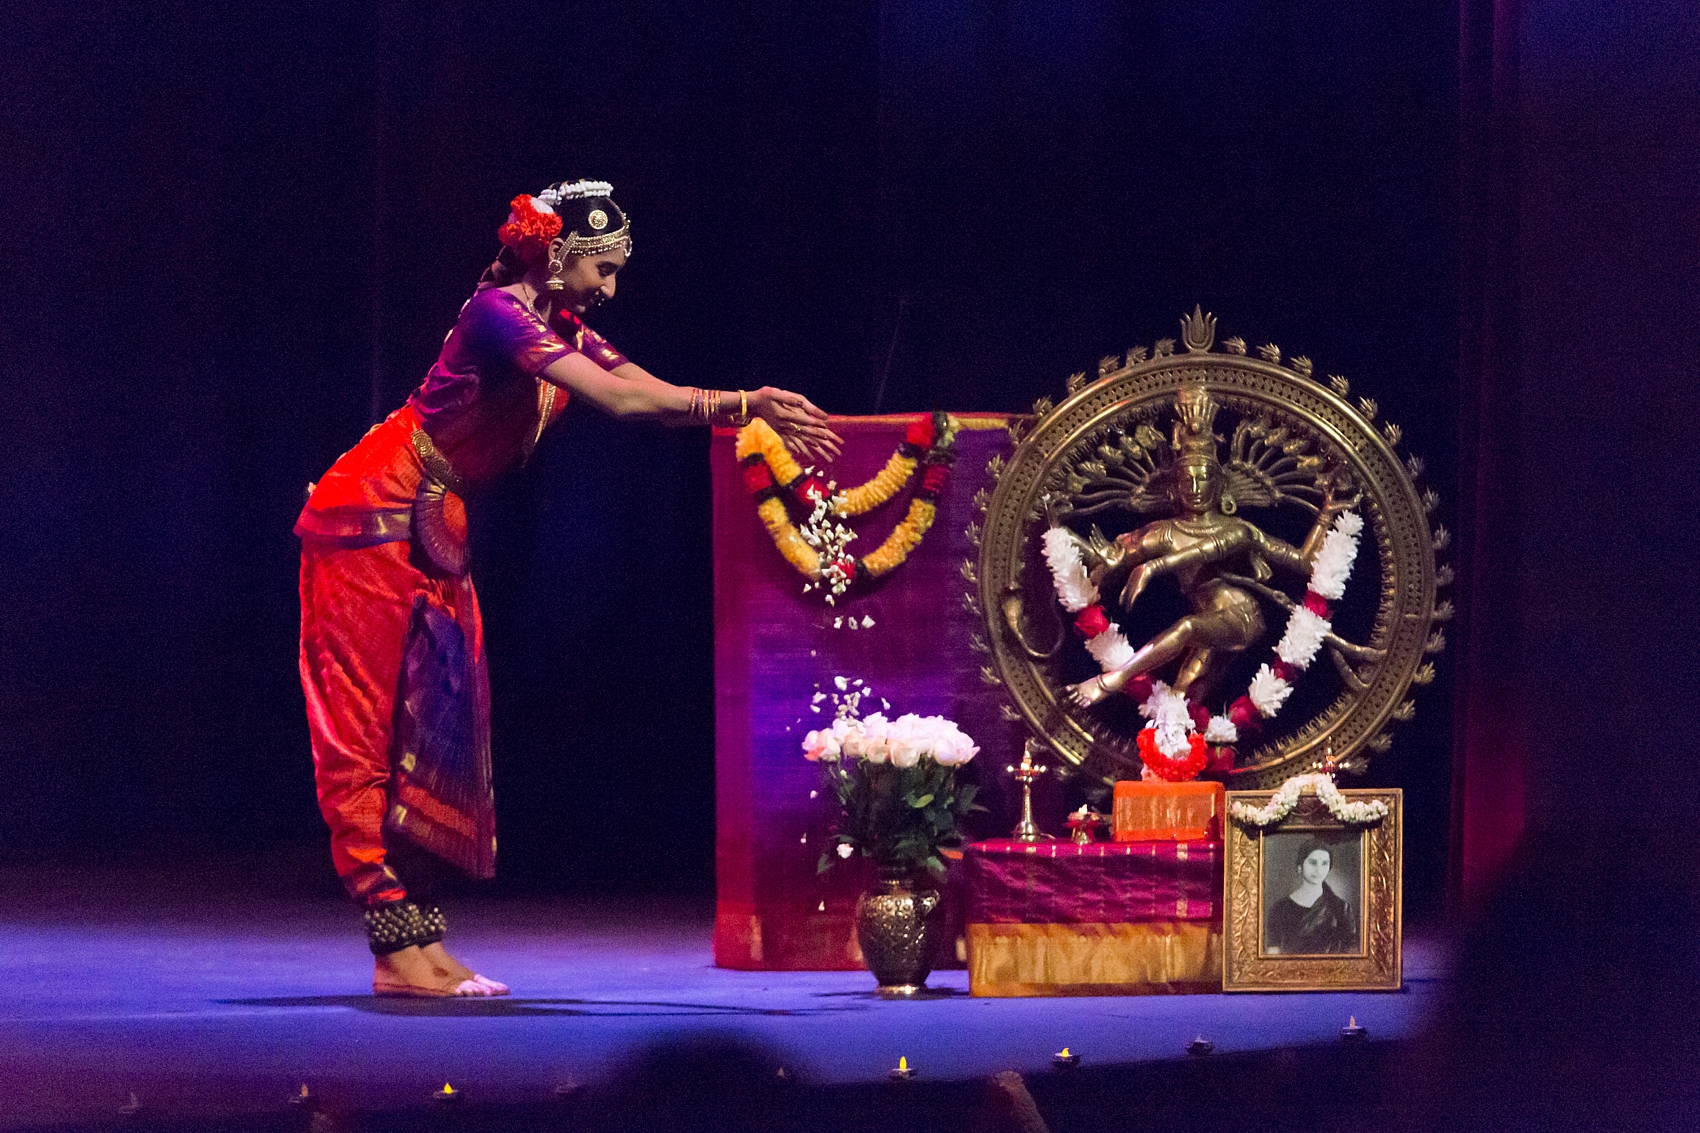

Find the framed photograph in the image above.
[{"left": 1223, "top": 787, "right": 1401, "bottom": 991}]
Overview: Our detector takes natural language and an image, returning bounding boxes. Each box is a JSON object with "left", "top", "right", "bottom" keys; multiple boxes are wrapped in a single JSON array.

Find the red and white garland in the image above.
[{"left": 1042, "top": 511, "right": 1364, "bottom": 780}]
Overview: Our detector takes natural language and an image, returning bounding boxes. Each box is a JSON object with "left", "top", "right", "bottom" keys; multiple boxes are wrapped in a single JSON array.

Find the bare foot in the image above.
[
  {"left": 1069, "top": 674, "right": 1112, "bottom": 707},
  {"left": 420, "top": 941, "right": 509, "bottom": 995},
  {"left": 373, "top": 946, "right": 492, "bottom": 997}
]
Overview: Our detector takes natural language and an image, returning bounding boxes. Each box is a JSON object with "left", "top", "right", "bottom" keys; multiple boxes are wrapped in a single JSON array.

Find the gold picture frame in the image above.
[{"left": 1223, "top": 787, "right": 1401, "bottom": 992}]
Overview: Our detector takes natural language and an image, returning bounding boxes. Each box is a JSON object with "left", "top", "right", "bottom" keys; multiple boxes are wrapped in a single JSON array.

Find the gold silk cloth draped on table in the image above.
[{"left": 964, "top": 839, "right": 1224, "bottom": 996}]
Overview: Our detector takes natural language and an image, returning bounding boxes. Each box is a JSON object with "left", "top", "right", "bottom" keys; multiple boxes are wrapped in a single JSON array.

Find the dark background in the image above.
[{"left": 2, "top": 2, "right": 1692, "bottom": 920}]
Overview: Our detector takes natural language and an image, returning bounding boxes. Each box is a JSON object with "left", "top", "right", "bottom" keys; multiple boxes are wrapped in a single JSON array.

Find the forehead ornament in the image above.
[{"left": 587, "top": 209, "right": 609, "bottom": 231}]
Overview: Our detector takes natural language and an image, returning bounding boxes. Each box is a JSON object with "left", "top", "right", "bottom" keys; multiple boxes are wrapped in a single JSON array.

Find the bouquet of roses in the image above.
[{"left": 802, "top": 689, "right": 981, "bottom": 878}]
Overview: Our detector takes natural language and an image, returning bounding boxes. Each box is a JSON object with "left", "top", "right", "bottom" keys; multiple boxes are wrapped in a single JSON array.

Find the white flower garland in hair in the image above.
[
  {"left": 1227, "top": 771, "right": 1389, "bottom": 827},
  {"left": 536, "top": 180, "right": 614, "bottom": 207},
  {"left": 1038, "top": 511, "right": 1363, "bottom": 761}
]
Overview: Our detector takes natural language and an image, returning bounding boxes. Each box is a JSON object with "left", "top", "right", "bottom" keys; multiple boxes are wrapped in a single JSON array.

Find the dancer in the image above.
[{"left": 297, "top": 180, "right": 839, "bottom": 996}]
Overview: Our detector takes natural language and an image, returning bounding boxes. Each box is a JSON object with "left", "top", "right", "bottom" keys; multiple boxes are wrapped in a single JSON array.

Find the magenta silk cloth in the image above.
[
  {"left": 965, "top": 839, "right": 1224, "bottom": 925},
  {"left": 713, "top": 415, "right": 1020, "bottom": 970}
]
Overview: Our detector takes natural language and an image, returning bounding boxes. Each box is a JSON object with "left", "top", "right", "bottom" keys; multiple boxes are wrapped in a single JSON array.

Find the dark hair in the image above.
[
  {"left": 545, "top": 183, "right": 626, "bottom": 243},
  {"left": 478, "top": 182, "right": 627, "bottom": 289},
  {"left": 1295, "top": 840, "right": 1334, "bottom": 869}
]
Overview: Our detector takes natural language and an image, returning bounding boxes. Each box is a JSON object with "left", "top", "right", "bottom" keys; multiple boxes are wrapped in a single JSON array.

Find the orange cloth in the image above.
[
  {"left": 967, "top": 922, "right": 1222, "bottom": 996},
  {"left": 298, "top": 534, "right": 488, "bottom": 904},
  {"left": 1113, "top": 780, "right": 1226, "bottom": 842}
]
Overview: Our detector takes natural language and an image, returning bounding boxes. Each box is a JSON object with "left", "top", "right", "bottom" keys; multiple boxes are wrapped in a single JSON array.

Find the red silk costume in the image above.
[{"left": 297, "top": 286, "right": 627, "bottom": 906}]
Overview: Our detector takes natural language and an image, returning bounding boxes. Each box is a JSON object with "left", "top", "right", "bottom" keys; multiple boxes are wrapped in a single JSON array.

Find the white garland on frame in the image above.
[{"left": 1227, "top": 772, "right": 1389, "bottom": 827}]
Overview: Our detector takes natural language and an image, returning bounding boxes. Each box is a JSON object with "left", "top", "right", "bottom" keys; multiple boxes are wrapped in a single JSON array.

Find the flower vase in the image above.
[{"left": 854, "top": 869, "right": 943, "bottom": 997}]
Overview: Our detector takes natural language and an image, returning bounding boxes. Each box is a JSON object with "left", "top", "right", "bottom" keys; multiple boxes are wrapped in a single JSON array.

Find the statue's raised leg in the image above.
[{"left": 1068, "top": 617, "right": 1200, "bottom": 707}]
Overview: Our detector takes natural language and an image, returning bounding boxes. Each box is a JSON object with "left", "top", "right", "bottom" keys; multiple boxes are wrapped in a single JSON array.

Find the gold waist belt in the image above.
[{"left": 410, "top": 428, "right": 466, "bottom": 496}]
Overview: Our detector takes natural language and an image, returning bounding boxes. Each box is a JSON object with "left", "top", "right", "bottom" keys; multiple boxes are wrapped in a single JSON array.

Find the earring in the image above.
[
  {"left": 544, "top": 248, "right": 566, "bottom": 292},
  {"left": 1220, "top": 491, "right": 1236, "bottom": 515}
]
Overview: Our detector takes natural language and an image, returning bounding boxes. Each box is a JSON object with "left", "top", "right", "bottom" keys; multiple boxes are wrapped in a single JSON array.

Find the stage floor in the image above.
[{"left": 0, "top": 867, "right": 1453, "bottom": 1131}]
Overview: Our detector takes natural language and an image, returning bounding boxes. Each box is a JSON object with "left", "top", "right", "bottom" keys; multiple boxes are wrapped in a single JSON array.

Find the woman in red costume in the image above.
[{"left": 297, "top": 180, "right": 839, "bottom": 996}]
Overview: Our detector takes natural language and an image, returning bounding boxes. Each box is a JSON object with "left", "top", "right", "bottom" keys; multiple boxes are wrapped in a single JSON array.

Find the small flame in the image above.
[
  {"left": 1348, "top": 1016, "right": 1358, "bottom": 1028},
  {"left": 898, "top": 1056, "right": 908, "bottom": 1071},
  {"left": 1058, "top": 1048, "right": 1071, "bottom": 1058},
  {"left": 441, "top": 1083, "right": 455, "bottom": 1095},
  {"left": 298, "top": 1085, "right": 310, "bottom": 1097}
]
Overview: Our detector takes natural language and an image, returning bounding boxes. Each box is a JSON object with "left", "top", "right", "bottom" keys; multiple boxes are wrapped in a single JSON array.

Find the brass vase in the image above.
[{"left": 854, "top": 870, "right": 943, "bottom": 997}]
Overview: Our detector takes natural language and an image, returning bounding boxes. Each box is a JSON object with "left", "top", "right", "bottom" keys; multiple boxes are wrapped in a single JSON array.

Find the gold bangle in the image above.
[{"left": 739, "top": 390, "right": 749, "bottom": 425}]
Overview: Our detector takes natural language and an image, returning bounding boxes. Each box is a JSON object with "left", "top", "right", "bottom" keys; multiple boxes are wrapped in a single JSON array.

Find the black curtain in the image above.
[{"left": 1, "top": 2, "right": 1462, "bottom": 907}]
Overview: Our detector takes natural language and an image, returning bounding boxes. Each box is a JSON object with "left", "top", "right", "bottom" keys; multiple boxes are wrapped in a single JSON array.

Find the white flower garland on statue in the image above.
[
  {"left": 1227, "top": 771, "right": 1390, "bottom": 827},
  {"left": 1040, "top": 512, "right": 1364, "bottom": 763},
  {"left": 1245, "top": 511, "right": 1364, "bottom": 716}
]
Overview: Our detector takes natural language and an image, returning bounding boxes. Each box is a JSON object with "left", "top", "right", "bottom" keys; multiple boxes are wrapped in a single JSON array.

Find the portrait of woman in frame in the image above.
[{"left": 1223, "top": 787, "right": 1401, "bottom": 992}]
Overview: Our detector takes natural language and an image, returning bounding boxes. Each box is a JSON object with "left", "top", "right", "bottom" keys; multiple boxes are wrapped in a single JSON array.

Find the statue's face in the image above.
[
  {"left": 1300, "top": 849, "right": 1332, "bottom": 885},
  {"left": 1176, "top": 458, "right": 1220, "bottom": 514}
]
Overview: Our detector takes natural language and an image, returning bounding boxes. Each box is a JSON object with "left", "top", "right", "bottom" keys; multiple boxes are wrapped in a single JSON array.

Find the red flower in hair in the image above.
[
  {"left": 905, "top": 417, "right": 936, "bottom": 449},
  {"left": 1074, "top": 605, "right": 1110, "bottom": 639},
  {"left": 497, "top": 194, "right": 563, "bottom": 256}
]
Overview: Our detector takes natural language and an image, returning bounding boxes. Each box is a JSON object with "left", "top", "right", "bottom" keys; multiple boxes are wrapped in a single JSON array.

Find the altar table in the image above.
[{"left": 964, "top": 838, "right": 1224, "bottom": 997}]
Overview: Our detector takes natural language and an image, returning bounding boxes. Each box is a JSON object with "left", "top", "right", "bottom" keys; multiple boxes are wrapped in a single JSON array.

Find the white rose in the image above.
[
  {"left": 930, "top": 720, "right": 979, "bottom": 766},
  {"left": 886, "top": 714, "right": 927, "bottom": 768},
  {"left": 845, "top": 713, "right": 891, "bottom": 762}
]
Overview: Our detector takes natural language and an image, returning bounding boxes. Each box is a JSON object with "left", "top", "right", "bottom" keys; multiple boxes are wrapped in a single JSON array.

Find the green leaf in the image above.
[
  {"left": 817, "top": 851, "right": 834, "bottom": 875},
  {"left": 909, "top": 793, "right": 934, "bottom": 809}
]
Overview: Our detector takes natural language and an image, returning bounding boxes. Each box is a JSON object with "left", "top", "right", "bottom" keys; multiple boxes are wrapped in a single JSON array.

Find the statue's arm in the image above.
[
  {"left": 1284, "top": 479, "right": 1362, "bottom": 570},
  {"left": 1113, "top": 522, "right": 1173, "bottom": 566},
  {"left": 1118, "top": 524, "right": 1249, "bottom": 607}
]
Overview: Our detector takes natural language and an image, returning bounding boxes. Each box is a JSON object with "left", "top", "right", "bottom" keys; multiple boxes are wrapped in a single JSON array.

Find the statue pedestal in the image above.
[{"left": 1112, "top": 780, "right": 1225, "bottom": 843}]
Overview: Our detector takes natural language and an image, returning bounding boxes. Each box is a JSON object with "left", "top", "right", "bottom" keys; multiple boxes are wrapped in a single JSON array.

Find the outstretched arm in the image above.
[
  {"left": 1264, "top": 477, "right": 1362, "bottom": 575},
  {"left": 539, "top": 353, "right": 842, "bottom": 463}
]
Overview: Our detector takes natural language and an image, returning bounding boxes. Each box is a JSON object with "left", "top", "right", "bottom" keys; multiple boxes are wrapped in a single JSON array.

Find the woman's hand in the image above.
[{"left": 752, "top": 386, "right": 842, "bottom": 464}]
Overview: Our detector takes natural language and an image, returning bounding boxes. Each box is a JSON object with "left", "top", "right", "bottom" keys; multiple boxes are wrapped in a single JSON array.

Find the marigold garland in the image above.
[{"left": 736, "top": 413, "right": 958, "bottom": 600}]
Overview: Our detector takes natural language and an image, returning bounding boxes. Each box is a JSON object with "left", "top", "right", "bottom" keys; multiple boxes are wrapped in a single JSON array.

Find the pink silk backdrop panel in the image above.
[
  {"left": 964, "top": 839, "right": 1223, "bottom": 925},
  {"left": 713, "top": 415, "right": 1020, "bottom": 970}
]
